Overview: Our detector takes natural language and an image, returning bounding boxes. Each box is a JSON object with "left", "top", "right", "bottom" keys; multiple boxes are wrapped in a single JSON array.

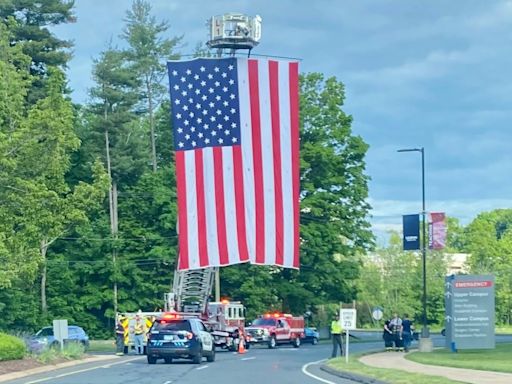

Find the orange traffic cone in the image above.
[{"left": 238, "top": 337, "right": 246, "bottom": 354}]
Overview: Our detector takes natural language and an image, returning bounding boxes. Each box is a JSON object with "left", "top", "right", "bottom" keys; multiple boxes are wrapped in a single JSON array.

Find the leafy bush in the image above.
[{"left": 0, "top": 332, "right": 26, "bottom": 361}]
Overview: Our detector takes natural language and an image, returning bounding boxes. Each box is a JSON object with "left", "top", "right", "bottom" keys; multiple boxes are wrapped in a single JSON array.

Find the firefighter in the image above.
[
  {"left": 115, "top": 317, "right": 125, "bottom": 356},
  {"left": 330, "top": 313, "right": 343, "bottom": 358},
  {"left": 134, "top": 314, "right": 145, "bottom": 355}
]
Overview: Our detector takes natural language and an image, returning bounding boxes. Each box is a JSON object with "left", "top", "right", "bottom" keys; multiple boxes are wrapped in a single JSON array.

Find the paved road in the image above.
[
  {"left": 6, "top": 333, "right": 512, "bottom": 384},
  {"left": 6, "top": 341, "right": 381, "bottom": 384}
]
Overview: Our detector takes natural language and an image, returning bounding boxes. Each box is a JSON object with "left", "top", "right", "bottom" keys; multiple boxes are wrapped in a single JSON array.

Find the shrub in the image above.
[{"left": 0, "top": 332, "right": 26, "bottom": 361}]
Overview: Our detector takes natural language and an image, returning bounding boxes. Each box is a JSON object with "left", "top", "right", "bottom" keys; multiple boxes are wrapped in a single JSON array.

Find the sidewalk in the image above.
[
  {"left": 359, "top": 352, "right": 512, "bottom": 384},
  {"left": 0, "top": 355, "right": 119, "bottom": 383}
]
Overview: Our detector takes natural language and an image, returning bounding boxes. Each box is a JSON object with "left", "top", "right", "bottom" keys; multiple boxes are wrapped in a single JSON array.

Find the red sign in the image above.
[{"left": 454, "top": 281, "right": 493, "bottom": 288}]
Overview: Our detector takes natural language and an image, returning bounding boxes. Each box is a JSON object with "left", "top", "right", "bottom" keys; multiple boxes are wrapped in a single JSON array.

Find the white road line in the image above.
[
  {"left": 24, "top": 357, "right": 142, "bottom": 384},
  {"left": 196, "top": 365, "right": 209, "bottom": 370},
  {"left": 241, "top": 357, "right": 255, "bottom": 361},
  {"left": 302, "top": 359, "right": 336, "bottom": 384},
  {"left": 163, "top": 381, "right": 173, "bottom": 384}
]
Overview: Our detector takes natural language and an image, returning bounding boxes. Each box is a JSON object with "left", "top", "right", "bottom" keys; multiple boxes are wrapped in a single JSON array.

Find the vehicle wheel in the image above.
[
  {"left": 206, "top": 347, "right": 215, "bottom": 362},
  {"left": 292, "top": 337, "right": 300, "bottom": 348},
  {"left": 147, "top": 356, "right": 157, "bottom": 365},
  {"left": 192, "top": 347, "right": 202, "bottom": 364},
  {"left": 312, "top": 337, "right": 318, "bottom": 345},
  {"left": 164, "top": 357, "right": 172, "bottom": 364},
  {"left": 268, "top": 335, "right": 277, "bottom": 349}
]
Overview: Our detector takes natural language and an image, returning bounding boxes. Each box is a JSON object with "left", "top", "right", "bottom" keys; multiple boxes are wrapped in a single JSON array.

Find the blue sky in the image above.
[{"left": 55, "top": 1, "right": 512, "bottom": 243}]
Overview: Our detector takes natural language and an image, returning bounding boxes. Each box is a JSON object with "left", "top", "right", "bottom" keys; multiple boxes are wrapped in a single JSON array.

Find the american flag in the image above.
[{"left": 167, "top": 57, "right": 300, "bottom": 270}]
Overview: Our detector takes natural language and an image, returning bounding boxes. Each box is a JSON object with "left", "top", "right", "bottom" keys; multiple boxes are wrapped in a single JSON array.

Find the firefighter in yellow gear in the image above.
[{"left": 134, "top": 315, "right": 145, "bottom": 355}]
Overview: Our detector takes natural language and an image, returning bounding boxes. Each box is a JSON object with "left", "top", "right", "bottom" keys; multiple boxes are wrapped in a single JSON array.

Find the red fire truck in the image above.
[{"left": 245, "top": 313, "right": 304, "bottom": 348}]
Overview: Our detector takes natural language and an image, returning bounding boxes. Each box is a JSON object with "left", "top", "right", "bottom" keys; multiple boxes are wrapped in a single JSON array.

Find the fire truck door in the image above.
[{"left": 276, "top": 320, "right": 290, "bottom": 341}]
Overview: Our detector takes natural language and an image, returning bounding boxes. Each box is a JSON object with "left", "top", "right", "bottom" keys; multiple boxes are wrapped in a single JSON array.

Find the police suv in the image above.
[{"left": 146, "top": 313, "right": 215, "bottom": 364}]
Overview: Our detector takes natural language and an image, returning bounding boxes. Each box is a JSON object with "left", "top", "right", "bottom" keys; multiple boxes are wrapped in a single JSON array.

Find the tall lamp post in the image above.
[{"left": 398, "top": 147, "right": 431, "bottom": 348}]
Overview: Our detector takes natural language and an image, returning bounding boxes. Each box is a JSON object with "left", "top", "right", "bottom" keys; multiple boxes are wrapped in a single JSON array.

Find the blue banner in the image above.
[{"left": 403, "top": 214, "right": 420, "bottom": 250}]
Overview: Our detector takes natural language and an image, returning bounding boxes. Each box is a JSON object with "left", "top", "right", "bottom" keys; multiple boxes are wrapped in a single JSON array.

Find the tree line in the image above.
[
  {"left": 0, "top": 0, "right": 373, "bottom": 338},
  {"left": 359, "top": 213, "right": 512, "bottom": 327},
  {"left": 2, "top": 1, "right": 508, "bottom": 339}
]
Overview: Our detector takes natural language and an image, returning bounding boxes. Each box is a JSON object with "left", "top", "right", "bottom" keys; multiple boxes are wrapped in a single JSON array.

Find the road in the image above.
[{"left": 6, "top": 333, "right": 512, "bottom": 384}]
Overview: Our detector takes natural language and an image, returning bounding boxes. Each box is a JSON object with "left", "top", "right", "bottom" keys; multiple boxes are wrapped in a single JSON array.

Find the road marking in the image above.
[
  {"left": 241, "top": 357, "right": 255, "bottom": 361},
  {"left": 24, "top": 357, "right": 142, "bottom": 384},
  {"left": 196, "top": 365, "right": 209, "bottom": 370},
  {"left": 163, "top": 381, "right": 173, "bottom": 384},
  {"left": 302, "top": 359, "right": 335, "bottom": 384}
]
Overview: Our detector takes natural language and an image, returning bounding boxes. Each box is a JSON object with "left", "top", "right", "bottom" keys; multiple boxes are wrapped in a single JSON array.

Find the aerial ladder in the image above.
[{"left": 164, "top": 267, "right": 216, "bottom": 315}]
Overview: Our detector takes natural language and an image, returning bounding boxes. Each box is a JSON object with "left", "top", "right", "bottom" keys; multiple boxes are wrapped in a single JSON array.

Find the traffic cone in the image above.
[{"left": 238, "top": 337, "right": 246, "bottom": 354}]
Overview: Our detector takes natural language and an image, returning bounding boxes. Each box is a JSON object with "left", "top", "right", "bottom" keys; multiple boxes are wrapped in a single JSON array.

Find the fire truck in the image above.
[
  {"left": 118, "top": 267, "right": 247, "bottom": 352},
  {"left": 164, "top": 268, "right": 248, "bottom": 351},
  {"left": 245, "top": 313, "right": 305, "bottom": 348}
]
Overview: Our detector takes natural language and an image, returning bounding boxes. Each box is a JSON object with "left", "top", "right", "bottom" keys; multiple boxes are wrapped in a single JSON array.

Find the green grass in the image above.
[
  {"left": 88, "top": 340, "right": 116, "bottom": 353},
  {"left": 407, "top": 343, "right": 512, "bottom": 373},
  {"left": 36, "top": 342, "right": 85, "bottom": 364},
  {"left": 496, "top": 325, "right": 512, "bottom": 334},
  {"left": 327, "top": 353, "right": 466, "bottom": 384}
]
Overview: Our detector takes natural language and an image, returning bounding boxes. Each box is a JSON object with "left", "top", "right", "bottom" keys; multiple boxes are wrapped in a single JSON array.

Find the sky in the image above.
[{"left": 54, "top": 0, "right": 512, "bottom": 244}]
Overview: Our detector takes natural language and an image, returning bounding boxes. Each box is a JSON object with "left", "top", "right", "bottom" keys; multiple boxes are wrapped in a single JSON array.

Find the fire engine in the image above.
[
  {"left": 118, "top": 268, "right": 247, "bottom": 352},
  {"left": 245, "top": 313, "right": 304, "bottom": 348}
]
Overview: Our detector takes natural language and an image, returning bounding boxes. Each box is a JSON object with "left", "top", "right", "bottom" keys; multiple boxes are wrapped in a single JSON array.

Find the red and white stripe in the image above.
[{"left": 176, "top": 58, "right": 300, "bottom": 270}]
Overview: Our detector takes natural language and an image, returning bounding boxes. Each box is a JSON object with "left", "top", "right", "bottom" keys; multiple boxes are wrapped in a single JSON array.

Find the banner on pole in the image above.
[
  {"left": 403, "top": 214, "right": 420, "bottom": 250},
  {"left": 429, "top": 212, "right": 446, "bottom": 250}
]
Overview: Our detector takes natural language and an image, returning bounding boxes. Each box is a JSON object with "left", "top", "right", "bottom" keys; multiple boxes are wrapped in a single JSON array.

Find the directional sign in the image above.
[
  {"left": 445, "top": 274, "right": 495, "bottom": 350},
  {"left": 340, "top": 309, "right": 357, "bottom": 330}
]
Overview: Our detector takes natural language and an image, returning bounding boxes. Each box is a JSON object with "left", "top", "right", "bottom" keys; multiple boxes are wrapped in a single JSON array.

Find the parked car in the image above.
[
  {"left": 28, "top": 325, "right": 89, "bottom": 352},
  {"left": 302, "top": 327, "right": 319, "bottom": 345},
  {"left": 146, "top": 313, "right": 215, "bottom": 364}
]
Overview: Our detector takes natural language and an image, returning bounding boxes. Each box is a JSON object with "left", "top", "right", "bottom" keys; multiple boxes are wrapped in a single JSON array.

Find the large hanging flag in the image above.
[
  {"left": 429, "top": 212, "right": 446, "bottom": 250},
  {"left": 168, "top": 57, "right": 300, "bottom": 271}
]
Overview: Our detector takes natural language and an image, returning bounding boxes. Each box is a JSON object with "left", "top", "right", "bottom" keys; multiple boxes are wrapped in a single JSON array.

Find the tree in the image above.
[
  {"left": 294, "top": 73, "right": 373, "bottom": 308},
  {"left": 0, "top": 23, "right": 37, "bottom": 289},
  {"left": 0, "top": 0, "right": 75, "bottom": 102},
  {"left": 464, "top": 209, "right": 512, "bottom": 324},
  {"left": 221, "top": 73, "right": 374, "bottom": 317},
  {"left": 357, "top": 231, "right": 449, "bottom": 326},
  {"left": 121, "top": 0, "right": 182, "bottom": 172}
]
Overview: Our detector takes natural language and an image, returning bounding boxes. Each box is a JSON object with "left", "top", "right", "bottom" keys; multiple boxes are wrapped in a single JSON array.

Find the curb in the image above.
[
  {"left": 320, "top": 364, "right": 389, "bottom": 384},
  {"left": 0, "top": 355, "right": 119, "bottom": 383}
]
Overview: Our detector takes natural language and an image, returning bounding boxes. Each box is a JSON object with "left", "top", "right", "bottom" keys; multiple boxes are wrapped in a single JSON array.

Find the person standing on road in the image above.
[
  {"left": 115, "top": 317, "right": 125, "bottom": 356},
  {"left": 401, "top": 313, "right": 414, "bottom": 352},
  {"left": 389, "top": 312, "right": 403, "bottom": 351},
  {"left": 134, "top": 314, "right": 146, "bottom": 355},
  {"left": 383, "top": 318, "right": 394, "bottom": 351},
  {"left": 330, "top": 313, "right": 343, "bottom": 358}
]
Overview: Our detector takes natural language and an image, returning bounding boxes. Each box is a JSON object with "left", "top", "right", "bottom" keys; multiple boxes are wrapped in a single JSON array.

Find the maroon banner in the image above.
[{"left": 429, "top": 212, "right": 446, "bottom": 250}]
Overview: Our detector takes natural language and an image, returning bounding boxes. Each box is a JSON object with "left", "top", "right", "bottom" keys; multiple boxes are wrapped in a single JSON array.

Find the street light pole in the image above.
[{"left": 398, "top": 147, "right": 430, "bottom": 342}]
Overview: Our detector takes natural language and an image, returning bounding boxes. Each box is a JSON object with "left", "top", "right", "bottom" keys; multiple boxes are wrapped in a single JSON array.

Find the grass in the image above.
[
  {"left": 88, "top": 340, "right": 116, "bottom": 353},
  {"left": 327, "top": 353, "right": 466, "bottom": 384},
  {"left": 406, "top": 343, "right": 512, "bottom": 373},
  {"left": 496, "top": 325, "right": 512, "bottom": 334},
  {"left": 36, "top": 342, "right": 85, "bottom": 364}
]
